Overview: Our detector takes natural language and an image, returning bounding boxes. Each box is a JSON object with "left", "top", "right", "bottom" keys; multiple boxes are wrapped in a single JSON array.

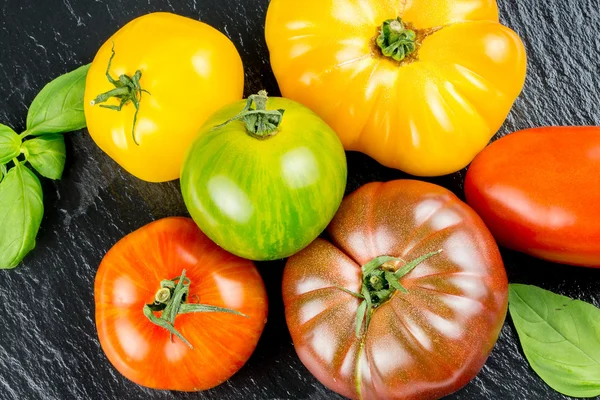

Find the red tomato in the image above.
[
  {"left": 94, "top": 217, "right": 268, "bottom": 391},
  {"left": 465, "top": 127, "right": 600, "bottom": 267},
  {"left": 283, "top": 180, "right": 507, "bottom": 400}
]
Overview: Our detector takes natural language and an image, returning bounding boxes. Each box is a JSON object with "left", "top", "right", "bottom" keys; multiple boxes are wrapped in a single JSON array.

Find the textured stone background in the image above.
[{"left": 0, "top": 0, "right": 598, "bottom": 399}]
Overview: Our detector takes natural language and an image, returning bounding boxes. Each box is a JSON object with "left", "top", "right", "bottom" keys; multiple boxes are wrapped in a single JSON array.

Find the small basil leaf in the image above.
[
  {"left": 0, "top": 163, "right": 44, "bottom": 269},
  {"left": 509, "top": 284, "right": 600, "bottom": 398},
  {"left": 23, "top": 134, "right": 66, "bottom": 180},
  {"left": 0, "top": 124, "right": 21, "bottom": 164},
  {"left": 26, "top": 64, "right": 90, "bottom": 136}
]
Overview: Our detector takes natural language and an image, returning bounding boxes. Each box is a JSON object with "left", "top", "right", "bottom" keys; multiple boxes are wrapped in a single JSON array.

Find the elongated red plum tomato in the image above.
[
  {"left": 465, "top": 127, "right": 600, "bottom": 267},
  {"left": 283, "top": 180, "right": 508, "bottom": 400},
  {"left": 94, "top": 217, "right": 268, "bottom": 391}
]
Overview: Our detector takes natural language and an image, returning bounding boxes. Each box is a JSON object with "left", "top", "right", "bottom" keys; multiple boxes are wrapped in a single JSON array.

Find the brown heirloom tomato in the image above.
[
  {"left": 283, "top": 181, "right": 507, "bottom": 399},
  {"left": 95, "top": 217, "right": 268, "bottom": 391}
]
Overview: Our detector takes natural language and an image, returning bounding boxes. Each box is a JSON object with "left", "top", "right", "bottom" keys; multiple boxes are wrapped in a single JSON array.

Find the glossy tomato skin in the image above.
[
  {"left": 266, "top": 0, "right": 526, "bottom": 176},
  {"left": 180, "top": 97, "right": 347, "bottom": 261},
  {"left": 283, "top": 180, "right": 507, "bottom": 399},
  {"left": 465, "top": 127, "right": 600, "bottom": 267},
  {"left": 84, "top": 12, "right": 243, "bottom": 182},
  {"left": 95, "top": 217, "right": 268, "bottom": 391}
]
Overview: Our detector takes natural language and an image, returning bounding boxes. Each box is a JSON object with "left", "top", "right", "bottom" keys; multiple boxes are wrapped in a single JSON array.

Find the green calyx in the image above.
[
  {"left": 214, "top": 90, "right": 284, "bottom": 139},
  {"left": 376, "top": 18, "right": 417, "bottom": 62},
  {"left": 143, "top": 269, "right": 247, "bottom": 349},
  {"left": 90, "top": 43, "right": 150, "bottom": 145},
  {"left": 337, "top": 250, "right": 443, "bottom": 338}
]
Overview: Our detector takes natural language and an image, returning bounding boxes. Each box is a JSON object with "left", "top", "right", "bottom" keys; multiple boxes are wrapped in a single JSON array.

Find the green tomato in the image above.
[{"left": 180, "top": 92, "right": 347, "bottom": 261}]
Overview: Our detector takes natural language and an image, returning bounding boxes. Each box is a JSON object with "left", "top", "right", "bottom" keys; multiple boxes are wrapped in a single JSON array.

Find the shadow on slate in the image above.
[{"left": 0, "top": 0, "right": 598, "bottom": 399}]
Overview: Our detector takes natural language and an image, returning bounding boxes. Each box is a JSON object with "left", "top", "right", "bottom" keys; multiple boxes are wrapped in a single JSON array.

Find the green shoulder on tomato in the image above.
[{"left": 180, "top": 91, "right": 347, "bottom": 261}]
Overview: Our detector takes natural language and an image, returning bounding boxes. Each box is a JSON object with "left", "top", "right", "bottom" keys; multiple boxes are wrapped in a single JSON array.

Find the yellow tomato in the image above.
[
  {"left": 265, "top": 0, "right": 527, "bottom": 176},
  {"left": 84, "top": 12, "right": 244, "bottom": 182}
]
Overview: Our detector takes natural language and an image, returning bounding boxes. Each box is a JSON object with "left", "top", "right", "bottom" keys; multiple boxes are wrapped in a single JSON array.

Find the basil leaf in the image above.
[
  {"left": 0, "top": 163, "right": 44, "bottom": 269},
  {"left": 26, "top": 64, "right": 90, "bottom": 136},
  {"left": 509, "top": 284, "right": 600, "bottom": 398},
  {"left": 22, "top": 134, "right": 66, "bottom": 180},
  {"left": 0, "top": 124, "right": 21, "bottom": 164}
]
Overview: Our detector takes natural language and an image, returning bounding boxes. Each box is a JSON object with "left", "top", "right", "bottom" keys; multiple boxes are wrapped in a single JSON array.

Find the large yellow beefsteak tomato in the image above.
[
  {"left": 84, "top": 12, "right": 244, "bottom": 182},
  {"left": 266, "top": 0, "right": 527, "bottom": 176}
]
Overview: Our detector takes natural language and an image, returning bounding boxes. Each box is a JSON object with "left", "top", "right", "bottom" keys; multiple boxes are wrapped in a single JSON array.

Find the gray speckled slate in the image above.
[{"left": 0, "top": 0, "right": 598, "bottom": 399}]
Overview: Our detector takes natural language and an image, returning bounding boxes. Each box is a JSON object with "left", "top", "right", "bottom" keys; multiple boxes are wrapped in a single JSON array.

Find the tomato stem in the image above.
[
  {"left": 376, "top": 18, "right": 417, "bottom": 62},
  {"left": 143, "top": 269, "right": 248, "bottom": 349},
  {"left": 89, "top": 42, "right": 150, "bottom": 146},
  {"left": 155, "top": 287, "right": 171, "bottom": 303},
  {"left": 212, "top": 90, "right": 284, "bottom": 139},
  {"left": 338, "top": 250, "right": 443, "bottom": 338}
]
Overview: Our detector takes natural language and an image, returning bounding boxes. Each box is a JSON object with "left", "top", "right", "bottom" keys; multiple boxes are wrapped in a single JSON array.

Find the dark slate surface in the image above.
[{"left": 0, "top": 0, "right": 598, "bottom": 399}]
